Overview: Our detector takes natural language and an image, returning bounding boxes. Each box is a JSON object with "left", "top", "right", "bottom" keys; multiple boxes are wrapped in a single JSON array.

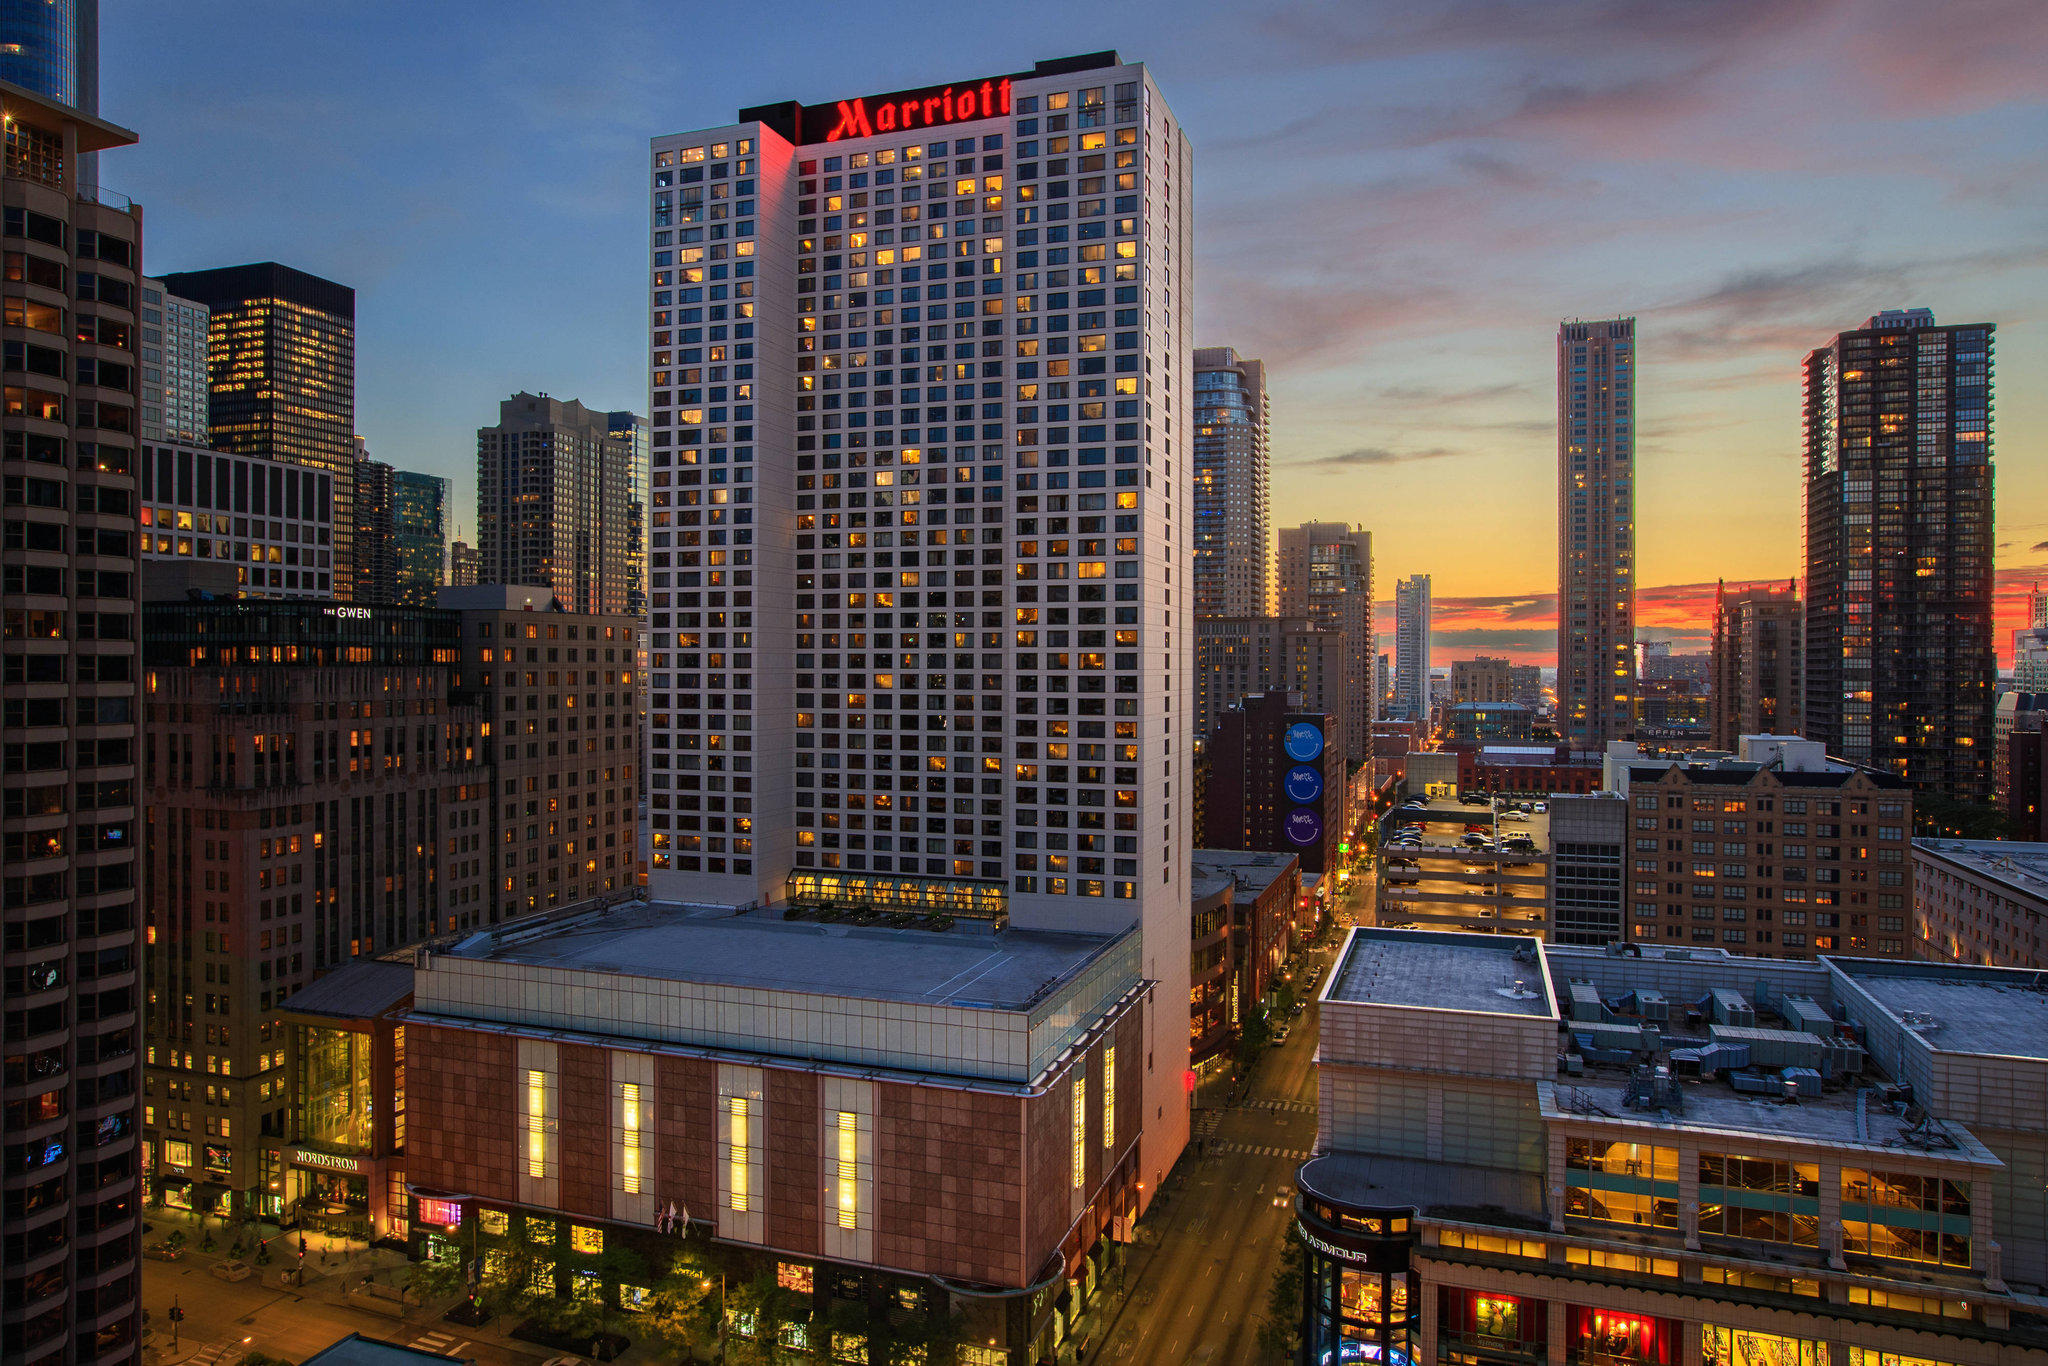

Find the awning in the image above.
[{"left": 156, "top": 1175, "right": 193, "bottom": 1189}]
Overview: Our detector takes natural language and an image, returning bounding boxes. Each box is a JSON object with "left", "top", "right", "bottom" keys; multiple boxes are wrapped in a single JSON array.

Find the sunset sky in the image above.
[{"left": 106, "top": 1, "right": 2047, "bottom": 666}]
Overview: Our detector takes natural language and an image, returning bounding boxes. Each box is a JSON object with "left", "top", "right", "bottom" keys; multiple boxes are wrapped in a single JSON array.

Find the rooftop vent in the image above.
[
  {"left": 1900, "top": 1011, "right": 1945, "bottom": 1034},
  {"left": 1495, "top": 978, "right": 1541, "bottom": 1002}
]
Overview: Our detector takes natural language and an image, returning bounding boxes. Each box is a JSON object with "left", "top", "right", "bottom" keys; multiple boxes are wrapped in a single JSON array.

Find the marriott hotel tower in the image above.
[{"left": 643, "top": 53, "right": 1193, "bottom": 1193}]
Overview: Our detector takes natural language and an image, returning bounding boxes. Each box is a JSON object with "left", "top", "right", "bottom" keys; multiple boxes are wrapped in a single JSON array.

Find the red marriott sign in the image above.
[{"left": 824, "top": 77, "right": 1013, "bottom": 142}]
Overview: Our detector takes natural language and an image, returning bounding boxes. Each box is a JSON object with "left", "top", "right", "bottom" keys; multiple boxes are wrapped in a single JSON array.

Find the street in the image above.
[{"left": 1085, "top": 878, "right": 1364, "bottom": 1366}]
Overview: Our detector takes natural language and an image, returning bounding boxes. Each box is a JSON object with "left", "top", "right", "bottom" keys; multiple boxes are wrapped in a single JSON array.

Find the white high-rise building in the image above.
[
  {"left": 139, "top": 275, "right": 210, "bottom": 443},
  {"left": 646, "top": 52, "right": 1192, "bottom": 1199},
  {"left": 1394, "top": 572, "right": 1432, "bottom": 722}
]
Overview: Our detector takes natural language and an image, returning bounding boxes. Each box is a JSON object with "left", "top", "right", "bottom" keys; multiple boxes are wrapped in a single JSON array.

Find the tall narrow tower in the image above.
[
  {"left": 1192, "top": 346, "right": 1270, "bottom": 618},
  {"left": 1558, "top": 317, "right": 1637, "bottom": 746},
  {"left": 1394, "top": 573, "right": 1432, "bottom": 723}
]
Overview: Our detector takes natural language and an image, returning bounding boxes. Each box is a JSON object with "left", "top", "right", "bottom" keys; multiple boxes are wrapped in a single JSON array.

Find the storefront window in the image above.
[
  {"left": 299, "top": 1024, "right": 374, "bottom": 1152},
  {"left": 1701, "top": 1325, "right": 1822, "bottom": 1366},
  {"left": 1846, "top": 1350, "right": 1964, "bottom": 1366},
  {"left": 1565, "top": 1137, "right": 1679, "bottom": 1229},
  {"left": 1697, "top": 1155, "right": 1820, "bottom": 1247},
  {"left": 1840, "top": 1169, "right": 1971, "bottom": 1268},
  {"left": 1569, "top": 1306, "right": 1672, "bottom": 1365},
  {"left": 479, "top": 1208, "right": 509, "bottom": 1236},
  {"left": 569, "top": 1224, "right": 604, "bottom": 1255}
]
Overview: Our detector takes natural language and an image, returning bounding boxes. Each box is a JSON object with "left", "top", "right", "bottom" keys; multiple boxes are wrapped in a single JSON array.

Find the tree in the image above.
[
  {"left": 407, "top": 1253, "right": 464, "bottom": 1304},
  {"left": 1914, "top": 792, "right": 2006, "bottom": 841},
  {"left": 643, "top": 1249, "right": 722, "bottom": 1358},
  {"left": 473, "top": 1217, "right": 552, "bottom": 1325},
  {"left": 1254, "top": 1225, "right": 1305, "bottom": 1364}
]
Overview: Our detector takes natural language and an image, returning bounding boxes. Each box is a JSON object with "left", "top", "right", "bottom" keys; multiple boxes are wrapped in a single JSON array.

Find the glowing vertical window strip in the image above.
[
  {"left": 1102, "top": 1047, "right": 1116, "bottom": 1152},
  {"left": 621, "top": 1082, "right": 643, "bottom": 1195},
  {"left": 525, "top": 1068, "right": 547, "bottom": 1178},
  {"left": 1071, "top": 1075, "right": 1086, "bottom": 1189},
  {"left": 835, "top": 1110, "right": 858, "bottom": 1230},
  {"left": 729, "top": 1096, "right": 750, "bottom": 1211}
]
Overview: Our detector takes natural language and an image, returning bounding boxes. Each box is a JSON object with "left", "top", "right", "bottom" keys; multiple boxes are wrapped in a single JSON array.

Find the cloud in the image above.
[
  {"left": 1294, "top": 445, "right": 1460, "bottom": 469},
  {"left": 2031, "top": 541, "right": 2048, "bottom": 553}
]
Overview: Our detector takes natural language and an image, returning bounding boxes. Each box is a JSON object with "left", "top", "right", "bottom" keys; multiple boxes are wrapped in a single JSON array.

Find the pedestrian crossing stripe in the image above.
[
  {"left": 1244, "top": 1098, "right": 1315, "bottom": 1113},
  {"left": 1214, "top": 1142, "right": 1313, "bottom": 1160},
  {"left": 409, "top": 1334, "right": 470, "bottom": 1357}
]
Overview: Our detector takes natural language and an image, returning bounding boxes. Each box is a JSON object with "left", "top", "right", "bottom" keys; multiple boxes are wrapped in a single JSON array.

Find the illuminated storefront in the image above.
[
  {"left": 1567, "top": 1307, "right": 1673, "bottom": 1366},
  {"left": 278, "top": 960, "right": 412, "bottom": 1240},
  {"left": 1438, "top": 1288, "right": 1544, "bottom": 1365},
  {"left": 1701, "top": 1325, "right": 1824, "bottom": 1366},
  {"left": 1295, "top": 1160, "right": 1419, "bottom": 1366}
]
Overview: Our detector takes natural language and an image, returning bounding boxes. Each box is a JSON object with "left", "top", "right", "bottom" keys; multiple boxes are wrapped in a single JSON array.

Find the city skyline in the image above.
[{"left": 106, "top": 1, "right": 2048, "bottom": 660}]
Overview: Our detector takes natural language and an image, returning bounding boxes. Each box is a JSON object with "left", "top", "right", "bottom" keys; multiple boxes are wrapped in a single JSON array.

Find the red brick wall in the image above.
[
  {"left": 876, "top": 1085, "right": 1025, "bottom": 1286},
  {"left": 406, "top": 1023, "right": 517, "bottom": 1203},
  {"left": 764, "top": 1070, "right": 819, "bottom": 1256},
  {"left": 557, "top": 1043, "right": 610, "bottom": 1219}
]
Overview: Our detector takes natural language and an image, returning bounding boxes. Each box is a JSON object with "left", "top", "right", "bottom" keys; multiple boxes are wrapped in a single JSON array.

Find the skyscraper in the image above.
[
  {"left": 476, "top": 392, "right": 635, "bottom": 615},
  {"left": 607, "top": 409, "right": 650, "bottom": 615},
  {"left": 0, "top": 78, "right": 143, "bottom": 1366},
  {"left": 350, "top": 437, "right": 395, "bottom": 603},
  {"left": 156, "top": 262, "right": 358, "bottom": 595},
  {"left": 1558, "top": 316, "right": 1637, "bottom": 746},
  {"left": 646, "top": 52, "right": 1193, "bottom": 1208},
  {"left": 1192, "top": 345, "right": 1270, "bottom": 618},
  {"left": 2015, "top": 584, "right": 2048, "bottom": 692},
  {"left": 449, "top": 536, "right": 481, "bottom": 587},
  {"left": 392, "top": 469, "right": 446, "bottom": 607},
  {"left": 1394, "top": 573, "right": 1432, "bottom": 722},
  {"left": 137, "top": 276, "right": 209, "bottom": 443},
  {"left": 1277, "top": 521, "right": 1373, "bottom": 762},
  {"left": 1803, "top": 309, "right": 1995, "bottom": 798},
  {"left": 1710, "top": 580, "right": 1804, "bottom": 750},
  {"left": 0, "top": 0, "right": 99, "bottom": 186}
]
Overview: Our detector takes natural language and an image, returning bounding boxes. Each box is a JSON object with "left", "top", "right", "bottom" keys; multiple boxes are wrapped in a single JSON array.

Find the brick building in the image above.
[
  {"left": 1199, "top": 691, "right": 1346, "bottom": 875},
  {"left": 1612, "top": 736, "right": 1915, "bottom": 959},
  {"left": 405, "top": 903, "right": 1149, "bottom": 1365}
]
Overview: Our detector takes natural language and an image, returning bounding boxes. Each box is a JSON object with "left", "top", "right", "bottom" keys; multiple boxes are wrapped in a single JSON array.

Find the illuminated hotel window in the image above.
[
  {"left": 835, "top": 1111, "right": 858, "bottom": 1230},
  {"left": 620, "top": 1081, "right": 645, "bottom": 1195},
  {"left": 525, "top": 1068, "right": 549, "bottom": 1178},
  {"left": 729, "top": 1095, "right": 753, "bottom": 1211},
  {"left": 1071, "top": 1076, "right": 1086, "bottom": 1189},
  {"left": 1102, "top": 1047, "right": 1115, "bottom": 1152}
]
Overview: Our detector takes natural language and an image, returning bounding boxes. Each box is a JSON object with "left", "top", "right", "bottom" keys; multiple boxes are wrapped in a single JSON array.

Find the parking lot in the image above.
[{"left": 1374, "top": 795, "right": 1550, "bottom": 936}]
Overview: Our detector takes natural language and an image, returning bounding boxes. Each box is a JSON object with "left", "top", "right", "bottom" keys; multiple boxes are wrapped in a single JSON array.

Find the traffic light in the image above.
[{"left": 168, "top": 1306, "right": 185, "bottom": 1323}]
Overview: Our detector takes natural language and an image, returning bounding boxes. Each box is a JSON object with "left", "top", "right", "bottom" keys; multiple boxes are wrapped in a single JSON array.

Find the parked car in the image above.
[
  {"left": 1533, "top": 802, "right": 1548, "bottom": 813},
  {"left": 1502, "top": 811, "right": 1528, "bottom": 823},
  {"left": 1461, "top": 832, "right": 1486, "bottom": 848}
]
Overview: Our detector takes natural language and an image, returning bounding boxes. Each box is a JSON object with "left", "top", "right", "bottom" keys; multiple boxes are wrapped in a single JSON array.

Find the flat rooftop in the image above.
[
  {"left": 1192, "top": 848, "right": 1297, "bottom": 899},
  {"left": 1837, "top": 959, "right": 2048, "bottom": 1062},
  {"left": 1325, "top": 929, "right": 1555, "bottom": 1019},
  {"left": 446, "top": 902, "right": 1120, "bottom": 1012},
  {"left": 1915, "top": 839, "right": 2048, "bottom": 902}
]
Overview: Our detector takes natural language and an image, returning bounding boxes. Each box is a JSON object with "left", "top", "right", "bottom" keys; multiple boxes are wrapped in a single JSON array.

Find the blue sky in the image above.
[{"left": 108, "top": 0, "right": 2048, "bottom": 656}]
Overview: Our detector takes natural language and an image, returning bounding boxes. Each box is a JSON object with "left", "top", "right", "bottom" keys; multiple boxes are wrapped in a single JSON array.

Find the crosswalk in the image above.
[
  {"left": 1214, "top": 1142, "right": 1314, "bottom": 1161},
  {"left": 1244, "top": 1097, "right": 1316, "bottom": 1114},
  {"left": 407, "top": 1331, "right": 472, "bottom": 1358},
  {"left": 184, "top": 1346, "right": 236, "bottom": 1366}
]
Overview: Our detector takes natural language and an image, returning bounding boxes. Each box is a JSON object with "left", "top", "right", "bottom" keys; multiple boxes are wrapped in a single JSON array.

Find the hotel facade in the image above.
[{"left": 642, "top": 51, "right": 1192, "bottom": 1200}]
